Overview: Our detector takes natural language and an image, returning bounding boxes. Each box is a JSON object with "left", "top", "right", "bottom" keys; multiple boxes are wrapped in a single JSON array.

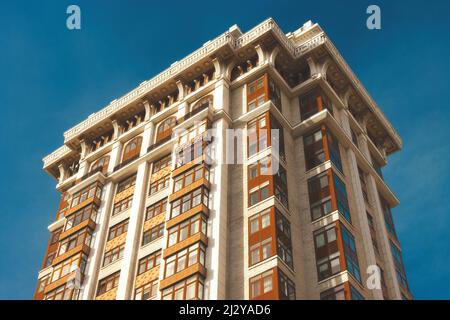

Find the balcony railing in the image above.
[
  {"left": 113, "top": 154, "right": 140, "bottom": 172},
  {"left": 147, "top": 135, "right": 171, "bottom": 153}
]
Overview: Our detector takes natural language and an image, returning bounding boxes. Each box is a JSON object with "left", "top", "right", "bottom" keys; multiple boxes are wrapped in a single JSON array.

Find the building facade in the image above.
[{"left": 34, "top": 18, "right": 412, "bottom": 300}]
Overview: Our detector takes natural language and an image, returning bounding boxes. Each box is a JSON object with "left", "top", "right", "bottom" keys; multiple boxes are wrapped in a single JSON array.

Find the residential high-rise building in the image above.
[{"left": 34, "top": 18, "right": 411, "bottom": 300}]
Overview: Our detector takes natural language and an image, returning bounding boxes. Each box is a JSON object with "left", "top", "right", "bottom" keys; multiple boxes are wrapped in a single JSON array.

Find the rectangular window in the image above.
[
  {"left": 142, "top": 223, "right": 165, "bottom": 246},
  {"left": 164, "top": 243, "right": 206, "bottom": 278},
  {"left": 278, "top": 270, "right": 296, "bottom": 300},
  {"left": 58, "top": 228, "right": 92, "bottom": 256},
  {"left": 149, "top": 175, "right": 170, "bottom": 195},
  {"left": 274, "top": 165, "right": 288, "bottom": 208},
  {"left": 314, "top": 224, "right": 340, "bottom": 281},
  {"left": 249, "top": 269, "right": 274, "bottom": 299},
  {"left": 341, "top": 225, "right": 361, "bottom": 282},
  {"left": 249, "top": 182, "right": 270, "bottom": 206},
  {"left": 50, "top": 253, "right": 87, "bottom": 283},
  {"left": 247, "top": 75, "right": 268, "bottom": 112},
  {"left": 152, "top": 154, "right": 172, "bottom": 174},
  {"left": 116, "top": 174, "right": 136, "bottom": 194},
  {"left": 137, "top": 250, "right": 161, "bottom": 275},
  {"left": 146, "top": 199, "right": 167, "bottom": 221},
  {"left": 45, "top": 283, "right": 78, "bottom": 300},
  {"left": 70, "top": 182, "right": 102, "bottom": 208},
  {"left": 303, "top": 126, "right": 342, "bottom": 172},
  {"left": 170, "top": 187, "right": 209, "bottom": 219},
  {"left": 64, "top": 204, "right": 98, "bottom": 231},
  {"left": 102, "top": 244, "right": 125, "bottom": 267},
  {"left": 381, "top": 198, "right": 397, "bottom": 239},
  {"left": 249, "top": 209, "right": 271, "bottom": 234},
  {"left": 113, "top": 195, "right": 133, "bottom": 216},
  {"left": 167, "top": 214, "right": 207, "bottom": 247},
  {"left": 247, "top": 113, "right": 269, "bottom": 157},
  {"left": 390, "top": 240, "right": 409, "bottom": 290},
  {"left": 308, "top": 172, "right": 332, "bottom": 221},
  {"left": 97, "top": 271, "right": 120, "bottom": 296},
  {"left": 108, "top": 219, "right": 129, "bottom": 241},
  {"left": 358, "top": 167, "right": 369, "bottom": 204},
  {"left": 161, "top": 275, "right": 204, "bottom": 300},
  {"left": 350, "top": 285, "right": 365, "bottom": 300},
  {"left": 299, "top": 87, "right": 332, "bottom": 121},
  {"left": 366, "top": 212, "right": 379, "bottom": 255},
  {"left": 135, "top": 280, "right": 158, "bottom": 300},
  {"left": 249, "top": 237, "right": 273, "bottom": 266},
  {"left": 320, "top": 284, "right": 346, "bottom": 300},
  {"left": 308, "top": 170, "right": 351, "bottom": 223},
  {"left": 173, "top": 164, "right": 210, "bottom": 193}
]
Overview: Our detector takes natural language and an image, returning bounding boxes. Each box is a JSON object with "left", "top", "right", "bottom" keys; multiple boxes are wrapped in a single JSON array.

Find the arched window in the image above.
[
  {"left": 90, "top": 155, "right": 110, "bottom": 174},
  {"left": 191, "top": 95, "right": 213, "bottom": 113},
  {"left": 156, "top": 116, "right": 176, "bottom": 143},
  {"left": 122, "top": 136, "right": 142, "bottom": 162}
]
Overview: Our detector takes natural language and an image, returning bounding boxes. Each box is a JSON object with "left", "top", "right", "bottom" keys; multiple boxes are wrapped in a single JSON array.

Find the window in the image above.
[
  {"left": 249, "top": 182, "right": 270, "bottom": 206},
  {"left": 135, "top": 281, "right": 158, "bottom": 300},
  {"left": 333, "top": 173, "right": 351, "bottom": 223},
  {"left": 173, "top": 165, "right": 210, "bottom": 192},
  {"left": 178, "top": 120, "right": 208, "bottom": 146},
  {"left": 308, "top": 170, "right": 351, "bottom": 223},
  {"left": 142, "top": 223, "right": 165, "bottom": 246},
  {"left": 90, "top": 156, "right": 110, "bottom": 174},
  {"left": 176, "top": 140, "right": 208, "bottom": 167},
  {"left": 97, "top": 271, "right": 120, "bottom": 296},
  {"left": 113, "top": 195, "right": 133, "bottom": 216},
  {"left": 108, "top": 219, "right": 129, "bottom": 241},
  {"left": 278, "top": 270, "right": 296, "bottom": 300},
  {"left": 277, "top": 240, "right": 293, "bottom": 269},
  {"left": 51, "top": 253, "right": 87, "bottom": 283},
  {"left": 44, "top": 252, "right": 56, "bottom": 268},
  {"left": 350, "top": 285, "right": 365, "bottom": 300},
  {"left": 341, "top": 225, "right": 361, "bottom": 282},
  {"left": 164, "top": 243, "right": 206, "bottom": 277},
  {"left": 304, "top": 128, "right": 325, "bottom": 170},
  {"left": 168, "top": 214, "right": 207, "bottom": 247},
  {"left": 146, "top": 199, "right": 167, "bottom": 221},
  {"left": 303, "top": 126, "right": 342, "bottom": 172},
  {"left": 250, "top": 237, "right": 273, "bottom": 266},
  {"left": 117, "top": 174, "right": 136, "bottom": 194},
  {"left": 170, "top": 187, "right": 209, "bottom": 219},
  {"left": 64, "top": 204, "right": 98, "bottom": 231},
  {"left": 156, "top": 117, "right": 176, "bottom": 143},
  {"left": 161, "top": 275, "right": 204, "bottom": 300},
  {"left": 247, "top": 113, "right": 269, "bottom": 157},
  {"left": 122, "top": 136, "right": 142, "bottom": 162},
  {"left": 137, "top": 251, "right": 161, "bottom": 275},
  {"left": 58, "top": 228, "right": 92, "bottom": 255},
  {"left": 320, "top": 284, "right": 346, "bottom": 300},
  {"left": 274, "top": 165, "right": 288, "bottom": 208},
  {"left": 247, "top": 75, "right": 267, "bottom": 112},
  {"left": 152, "top": 154, "right": 172, "bottom": 173},
  {"left": 70, "top": 183, "right": 102, "bottom": 208},
  {"left": 37, "top": 275, "right": 49, "bottom": 293},
  {"left": 149, "top": 175, "right": 170, "bottom": 195},
  {"left": 299, "top": 88, "right": 332, "bottom": 121},
  {"left": 314, "top": 224, "right": 340, "bottom": 281},
  {"left": 50, "top": 229, "right": 61, "bottom": 245},
  {"left": 367, "top": 213, "right": 379, "bottom": 255},
  {"left": 382, "top": 199, "right": 397, "bottom": 238},
  {"left": 249, "top": 269, "right": 274, "bottom": 299},
  {"left": 390, "top": 240, "right": 409, "bottom": 290},
  {"left": 103, "top": 244, "right": 125, "bottom": 267},
  {"left": 358, "top": 167, "right": 369, "bottom": 204},
  {"left": 45, "top": 283, "right": 78, "bottom": 300},
  {"left": 308, "top": 172, "right": 332, "bottom": 221},
  {"left": 275, "top": 210, "right": 291, "bottom": 240},
  {"left": 249, "top": 210, "right": 271, "bottom": 234}
]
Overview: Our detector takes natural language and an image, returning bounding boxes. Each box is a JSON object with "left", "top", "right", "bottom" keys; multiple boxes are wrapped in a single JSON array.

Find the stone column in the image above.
[
  {"left": 115, "top": 123, "right": 154, "bottom": 299},
  {"left": 81, "top": 140, "right": 123, "bottom": 299}
]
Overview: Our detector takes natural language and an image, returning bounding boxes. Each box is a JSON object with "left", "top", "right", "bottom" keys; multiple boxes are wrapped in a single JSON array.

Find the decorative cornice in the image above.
[{"left": 43, "top": 17, "right": 400, "bottom": 171}]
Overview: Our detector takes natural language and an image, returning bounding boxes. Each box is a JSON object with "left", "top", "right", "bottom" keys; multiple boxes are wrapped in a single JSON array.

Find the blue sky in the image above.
[{"left": 0, "top": 0, "right": 449, "bottom": 299}]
